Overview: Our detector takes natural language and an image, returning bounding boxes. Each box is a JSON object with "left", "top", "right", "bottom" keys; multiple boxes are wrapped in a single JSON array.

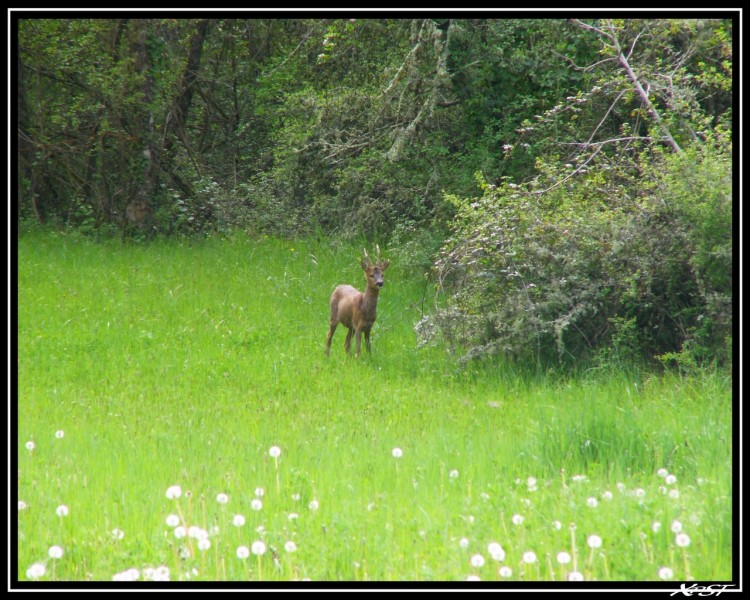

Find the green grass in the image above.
[{"left": 16, "top": 230, "right": 733, "bottom": 584}]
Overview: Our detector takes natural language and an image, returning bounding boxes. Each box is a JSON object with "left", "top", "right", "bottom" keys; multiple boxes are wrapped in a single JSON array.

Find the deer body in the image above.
[{"left": 326, "top": 247, "right": 389, "bottom": 357}]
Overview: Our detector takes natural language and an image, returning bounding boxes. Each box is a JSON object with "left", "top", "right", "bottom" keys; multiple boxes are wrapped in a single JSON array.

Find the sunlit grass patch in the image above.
[{"left": 16, "top": 231, "right": 733, "bottom": 583}]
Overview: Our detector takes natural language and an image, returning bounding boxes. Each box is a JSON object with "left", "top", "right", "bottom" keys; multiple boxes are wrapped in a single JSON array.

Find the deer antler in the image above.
[
  {"left": 363, "top": 248, "right": 373, "bottom": 267},
  {"left": 375, "top": 244, "right": 381, "bottom": 264}
]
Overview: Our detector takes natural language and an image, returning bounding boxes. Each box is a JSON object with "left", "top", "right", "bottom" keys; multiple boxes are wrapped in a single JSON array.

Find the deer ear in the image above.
[
  {"left": 380, "top": 260, "right": 390, "bottom": 271},
  {"left": 361, "top": 258, "right": 370, "bottom": 271}
]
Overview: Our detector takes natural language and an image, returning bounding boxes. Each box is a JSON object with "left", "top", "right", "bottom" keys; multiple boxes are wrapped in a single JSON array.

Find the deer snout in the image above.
[{"left": 376, "top": 280, "right": 384, "bottom": 288}]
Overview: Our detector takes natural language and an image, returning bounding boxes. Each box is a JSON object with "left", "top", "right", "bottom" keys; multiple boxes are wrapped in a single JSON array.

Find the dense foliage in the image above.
[{"left": 16, "top": 16, "right": 733, "bottom": 368}]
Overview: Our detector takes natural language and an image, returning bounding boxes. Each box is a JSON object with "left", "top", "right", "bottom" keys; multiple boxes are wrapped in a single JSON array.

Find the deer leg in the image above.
[
  {"left": 364, "top": 329, "right": 371, "bottom": 353},
  {"left": 355, "top": 329, "right": 363, "bottom": 357},
  {"left": 326, "top": 322, "right": 337, "bottom": 356},
  {"left": 344, "top": 328, "right": 354, "bottom": 354}
]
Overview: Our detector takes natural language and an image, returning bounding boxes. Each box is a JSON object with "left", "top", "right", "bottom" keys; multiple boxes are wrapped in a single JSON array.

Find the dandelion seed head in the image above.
[
  {"left": 112, "top": 568, "right": 140, "bottom": 582},
  {"left": 586, "top": 497, "right": 598, "bottom": 508},
  {"left": 165, "top": 485, "right": 182, "bottom": 500},
  {"left": 587, "top": 534, "right": 603, "bottom": 548},
  {"left": 466, "top": 574, "right": 481, "bottom": 581},
  {"left": 665, "top": 474, "right": 677, "bottom": 485},
  {"left": 668, "top": 489, "right": 680, "bottom": 499},
  {"left": 111, "top": 528, "right": 125, "bottom": 540},
  {"left": 56, "top": 504, "right": 69, "bottom": 517},
  {"left": 18, "top": 501, "right": 27, "bottom": 511},
  {"left": 308, "top": 499, "right": 319, "bottom": 511},
  {"left": 255, "top": 487, "right": 265, "bottom": 497},
  {"left": 25, "top": 441, "right": 35, "bottom": 451},
  {"left": 602, "top": 490, "right": 613, "bottom": 501},
  {"left": 657, "top": 468, "right": 669, "bottom": 478},
  {"left": 522, "top": 551, "right": 537, "bottom": 564},
  {"left": 197, "top": 538, "right": 211, "bottom": 551},
  {"left": 499, "top": 566, "right": 513, "bottom": 578},
  {"left": 652, "top": 521, "right": 662, "bottom": 533},
  {"left": 459, "top": 537, "right": 470, "bottom": 549},
  {"left": 288, "top": 512, "right": 300, "bottom": 520},
  {"left": 48, "top": 545, "right": 64, "bottom": 559},
  {"left": 659, "top": 567, "right": 674, "bottom": 580},
  {"left": 166, "top": 514, "right": 180, "bottom": 528},
  {"left": 251, "top": 540, "right": 266, "bottom": 555},
  {"left": 449, "top": 469, "right": 459, "bottom": 479},
  {"left": 26, "top": 563, "right": 46, "bottom": 579},
  {"left": 236, "top": 546, "right": 250, "bottom": 559},
  {"left": 557, "top": 551, "right": 571, "bottom": 565},
  {"left": 487, "top": 542, "right": 505, "bottom": 561},
  {"left": 251, "top": 498, "right": 263, "bottom": 511},
  {"left": 568, "top": 571, "right": 584, "bottom": 581},
  {"left": 269, "top": 446, "right": 281, "bottom": 458},
  {"left": 392, "top": 447, "right": 403, "bottom": 458},
  {"left": 55, "top": 430, "right": 65, "bottom": 439},
  {"left": 284, "top": 541, "right": 298, "bottom": 553},
  {"left": 552, "top": 520, "right": 562, "bottom": 530},
  {"left": 512, "top": 514, "right": 524, "bottom": 526},
  {"left": 216, "top": 493, "right": 229, "bottom": 505},
  {"left": 675, "top": 533, "right": 691, "bottom": 547},
  {"left": 233, "top": 514, "right": 246, "bottom": 527},
  {"left": 470, "top": 554, "right": 485, "bottom": 568},
  {"left": 671, "top": 520, "right": 683, "bottom": 533},
  {"left": 174, "top": 526, "right": 187, "bottom": 539}
]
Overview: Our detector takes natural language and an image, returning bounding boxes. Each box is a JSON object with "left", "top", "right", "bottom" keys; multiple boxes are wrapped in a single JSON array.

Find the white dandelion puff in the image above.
[
  {"left": 165, "top": 485, "right": 182, "bottom": 500},
  {"left": 269, "top": 446, "right": 281, "bottom": 458},
  {"left": 487, "top": 542, "right": 505, "bottom": 561},
  {"left": 470, "top": 554, "right": 485, "bottom": 568},
  {"left": 48, "top": 545, "right": 64, "bottom": 559},
  {"left": 659, "top": 567, "right": 674, "bottom": 580},
  {"left": 232, "top": 514, "right": 246, "bottom": 527},
  {"left": 56, "top": 504, "right": 69, "bottom": 517},
  {"left": 236, "top": 546, "right": 250, "bottom": 559},
  {"left": 216, "top": 493, "right": 229, "bottom": 505},
  {"left": 251, "top": 540, "right": 266, "bottom": 555},
  {"left": 166, "top": 514, "right": 180, "bottom": 527},
  {"left": 26, "top": 563, "right": 46, "bottom": 579},
  {"left": 197, "top": 538, "right": 211, "bottom": 551},
  {"left": 392, "top": 447, "right": 403, "bottom": 458}
]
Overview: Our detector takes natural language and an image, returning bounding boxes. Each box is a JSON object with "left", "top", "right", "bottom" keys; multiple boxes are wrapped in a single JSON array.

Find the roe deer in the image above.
[{"left": 326, "top": 246, "right": 390, "bottom": 357}]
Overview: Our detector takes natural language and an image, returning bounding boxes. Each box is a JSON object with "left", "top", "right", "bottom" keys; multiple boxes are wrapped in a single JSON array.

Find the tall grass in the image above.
[{"left": 16, "top": 230, "right": 733, "bottom": 584}]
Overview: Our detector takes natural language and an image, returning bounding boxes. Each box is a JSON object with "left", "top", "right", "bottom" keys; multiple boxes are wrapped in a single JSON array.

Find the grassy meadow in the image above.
[{"left": 15, "top": 230, "right": 734, "bottom": 585}]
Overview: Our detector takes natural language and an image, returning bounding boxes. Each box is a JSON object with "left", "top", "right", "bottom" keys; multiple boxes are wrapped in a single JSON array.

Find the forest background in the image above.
[{"left": 15, "top": 15, "right": 734, "bottom": 370}]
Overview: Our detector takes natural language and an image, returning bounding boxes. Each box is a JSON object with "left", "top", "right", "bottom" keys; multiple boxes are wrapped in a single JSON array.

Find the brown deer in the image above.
[{"left": 326, "top": 246, "right": 390, "bottom": 357}]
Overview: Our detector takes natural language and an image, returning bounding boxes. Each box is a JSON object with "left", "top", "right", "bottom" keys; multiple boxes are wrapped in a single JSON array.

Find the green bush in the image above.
[{"left": 420, "top": 138, "right": 732, "bottom": 370}]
